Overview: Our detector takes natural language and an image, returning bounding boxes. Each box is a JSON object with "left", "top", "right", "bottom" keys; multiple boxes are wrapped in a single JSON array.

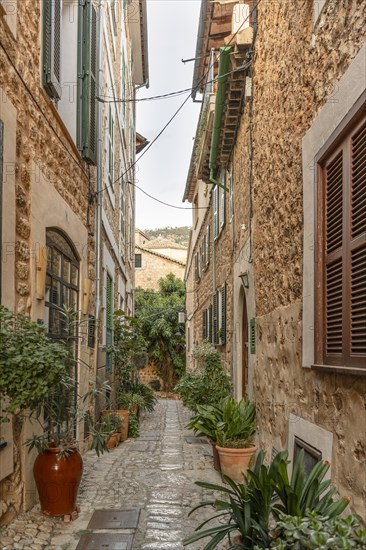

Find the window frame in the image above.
[{"left": 314, "top": 103, "right": 366, "bottom": 374}]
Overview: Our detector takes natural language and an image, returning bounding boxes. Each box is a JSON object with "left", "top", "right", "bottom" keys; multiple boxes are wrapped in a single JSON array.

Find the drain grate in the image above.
[
  {"left": 87, "top": 509, "right": 140, "bottom": 530},
  {"left": 184, "top": 436, "right": 209, "bottom": 445},
  {"left": 76, "top": 533, "right": 134, "bottom": 549}
]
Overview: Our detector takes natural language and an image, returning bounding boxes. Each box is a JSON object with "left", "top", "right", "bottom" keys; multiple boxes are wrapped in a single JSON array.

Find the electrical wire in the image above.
[
  {"left": 96, "top": 0, "right": 262, "bottom": 201},
  {"left": 0, "top": 41, "right": 88, "bottom": 179},
  {"left": 97, "top": 65, "right": 253, "bottom": 104},
  {"left": 131, "top": 180, "right": 208, "bottom": 210}
]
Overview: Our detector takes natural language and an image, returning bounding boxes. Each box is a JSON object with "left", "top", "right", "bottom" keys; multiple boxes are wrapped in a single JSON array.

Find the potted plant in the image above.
[
  {"left": 23, "top": 307, "right": 113, "bottom": 518},
  {"left": 25, "top": 375, "right": 113, "bottom": 517},
  {"left": 213, "top": 397, "right": 257, "bottom": 483},
  {"left": 184, "top": 450, "right": 351, "bottom": 549},
  {"left": 102, "top": 413, "right": 122, "bottom": 449}
]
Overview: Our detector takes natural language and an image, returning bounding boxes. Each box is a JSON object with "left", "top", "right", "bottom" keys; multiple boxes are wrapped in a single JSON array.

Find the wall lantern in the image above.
[{"left": 239, "top": 271, "right": 249, "bottom": 289}]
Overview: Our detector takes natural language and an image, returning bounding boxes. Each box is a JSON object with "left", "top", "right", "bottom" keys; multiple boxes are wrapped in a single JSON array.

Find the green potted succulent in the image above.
[
  {"left": 102, "top": 413, "right": 122, "bottom": 449},
  {"left": 184, "top": 450, "right": 351, "bottom": 549}
]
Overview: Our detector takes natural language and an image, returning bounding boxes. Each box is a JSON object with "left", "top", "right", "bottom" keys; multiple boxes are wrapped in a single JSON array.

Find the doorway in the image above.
[{"left": 242, "top": 293, "right": 249, "bottom": 398}]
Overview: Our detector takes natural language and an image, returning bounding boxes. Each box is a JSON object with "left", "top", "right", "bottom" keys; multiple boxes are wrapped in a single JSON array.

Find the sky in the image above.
[{"left": 135, "top": 0, "right": 201, "bottom": 230}]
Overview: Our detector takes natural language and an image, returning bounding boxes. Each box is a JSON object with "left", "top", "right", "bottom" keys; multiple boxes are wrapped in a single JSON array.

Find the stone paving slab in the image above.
[{"left": 0, "top": 400, "right": 226, "bottom": 550}]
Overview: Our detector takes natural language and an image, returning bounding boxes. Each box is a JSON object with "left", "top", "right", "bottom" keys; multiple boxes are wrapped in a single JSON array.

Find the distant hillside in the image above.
[{"left": 143, "top": 226, "right": 191, "bottom": 247}]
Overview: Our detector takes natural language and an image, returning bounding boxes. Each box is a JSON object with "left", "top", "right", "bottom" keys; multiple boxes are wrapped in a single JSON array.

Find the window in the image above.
[
  {"left": 294, "top": 436, "right": 322, "bottom": 476},
  {"left": 135, "top": 253, "right": 142, "bottom": 268},
  {"left": 120, "top": 173, "right": 126, "bottom": 252},
  {"left": 108, "top": 105, "right": 115, "bottom": 188},
  {"left": 42, "top": 0, "right": 97, "bottom": 163},
  {"left": 213, "top": 172, "right": 226, "bottom": 239},
  {"left": 202, "top": 305, "right": 213, "bottom": 342},
  {"left": 43, "top": 0, "right": 62, "bottom": 100},
  {"left": 106, "top": 273, "right": 113, "bottom": 375},
  {"left": 45, "top": 229, "right": 79, "bottom": 339},
  {"left": 193, "top": 194, "right": 199, "bottom": 228},
  {"left": 229, "top": 164, "right": 234, "bottom": 221},
  {"left": 213, "top": 285, "right": 226, "bottom": 345},
  {"left": 315, "top": 113, "right": 366, "bottom": 371}
]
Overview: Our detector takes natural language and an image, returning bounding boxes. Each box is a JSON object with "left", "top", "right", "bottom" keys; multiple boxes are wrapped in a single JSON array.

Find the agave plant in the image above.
[{"left": 184, "top": 450, "right": 350, "bottom": 549}]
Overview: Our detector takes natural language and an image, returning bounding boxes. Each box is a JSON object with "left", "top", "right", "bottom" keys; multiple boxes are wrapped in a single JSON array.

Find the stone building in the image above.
[
  {"left": 135, "top": 229, "right": 187, "bottom": 291},
  {"left": 184, "top": 0, "right": 366, "bottom": 516},
  {"left": 0, "top": 0, "right": 148, "bottom": 524}
]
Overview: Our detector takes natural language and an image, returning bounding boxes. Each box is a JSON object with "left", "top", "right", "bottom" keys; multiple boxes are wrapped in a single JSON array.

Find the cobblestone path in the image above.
[{"left": 0, "top": 400, "right": 223, "bottom": 550}]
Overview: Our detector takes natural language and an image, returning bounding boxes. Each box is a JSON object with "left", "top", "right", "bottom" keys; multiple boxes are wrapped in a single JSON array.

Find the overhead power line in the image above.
[{"left": 96, "top": 0, "right": 262, "bottom": 201}]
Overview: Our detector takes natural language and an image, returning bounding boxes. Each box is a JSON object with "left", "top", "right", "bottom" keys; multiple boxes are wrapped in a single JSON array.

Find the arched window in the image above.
[{"left": 45, "top": 229, "right": 79, "bottom": 338}]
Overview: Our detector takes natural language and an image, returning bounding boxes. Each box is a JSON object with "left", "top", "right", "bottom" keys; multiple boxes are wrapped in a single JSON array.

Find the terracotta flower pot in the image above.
[
  {"left": 216, "top": 444, "right": 257, "bottom": 483},
  {"left": 33, "top": 446, "right": 83, "bottom": 517},
  {"left": 107, "top": 432, "right": 119, "bottom": 449},
  {"left": 102, "top": 409, "right": 129, "bottom": 442}
]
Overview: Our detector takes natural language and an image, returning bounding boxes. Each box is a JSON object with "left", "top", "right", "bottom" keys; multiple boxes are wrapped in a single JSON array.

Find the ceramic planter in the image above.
[
  {"left": 33, "top": 446, "right": 83, "bottom": 517},
  {"left": 216, "top": 444, "right": 257, "bottom": 483},
  {"left": 106, "top": 432, "right": 119, "bottom": 449},
  {"left": 102, "top": 409, "right": 129, "bottom": 442}
]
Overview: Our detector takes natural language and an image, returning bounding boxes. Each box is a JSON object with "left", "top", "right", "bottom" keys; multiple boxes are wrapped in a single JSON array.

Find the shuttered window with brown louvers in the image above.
[{"left": 316, "top": 114, "right": 366, "bottom": 370}]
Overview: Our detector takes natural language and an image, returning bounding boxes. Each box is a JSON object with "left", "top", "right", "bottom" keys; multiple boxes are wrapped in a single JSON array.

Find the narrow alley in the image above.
[{"left": 0, "top": 401, "right": 221, "bottom": 550}]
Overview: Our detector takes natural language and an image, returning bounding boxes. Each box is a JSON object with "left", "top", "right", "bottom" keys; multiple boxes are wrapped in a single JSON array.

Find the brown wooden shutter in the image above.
[
  {"left": 324, "top": 150, "right": 344, "bottom": 361},
  {"left": 350, "top": 119, "right": 366, "bottom": 358},
  {"left": 318, "top": 111, "right": 366, "bottom": 370}
]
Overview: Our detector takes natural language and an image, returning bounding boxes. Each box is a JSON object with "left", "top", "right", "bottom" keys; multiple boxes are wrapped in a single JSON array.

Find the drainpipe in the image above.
[
  {"left": 95, "top": 0, "right": 104, "bottom": 347},
  {"left": 209, "top": 46, "right": 231, "bottom": 191}
]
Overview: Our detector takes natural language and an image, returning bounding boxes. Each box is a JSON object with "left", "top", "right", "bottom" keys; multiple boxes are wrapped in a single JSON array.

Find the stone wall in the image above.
[
  {"left": 0, "top": 0, "right": 95, "bottom": 525},
  {"left": 249, "top": 0, "right": 366, "bottom": 515}
]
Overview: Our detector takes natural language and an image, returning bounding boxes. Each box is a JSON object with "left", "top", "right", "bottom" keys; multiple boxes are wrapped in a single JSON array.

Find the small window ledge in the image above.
[{"left": 312, "top": 364, "right": 366, "bottom": 377}]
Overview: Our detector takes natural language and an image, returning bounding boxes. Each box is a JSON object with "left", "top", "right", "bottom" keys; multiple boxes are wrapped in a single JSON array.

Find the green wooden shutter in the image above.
[
  {"left": 106, "top": 274, "right": 113, "bottom": 374},
  {"left": 43, "top": 0, "right": 62, "bottom": 100},
  {"left": 221, "top": 284, "right": 227, "bottom": 345},
  {"left": 209, "top": 304, "right": 213, "bottom": 343},
  {"left": 213, "top": 186, "right": 218, "bottom": 238},
  {"left": 220, "top": 172, "right": 226, "bottom": 229},
  {"left": 213, "top": 292, "right": 219, "bottom": 345},
  {"left": 206, "top": 225, "right": 210, "bottom": 266},
  {"left": 202, "top": 310, "right": 206, "bottom": 340},
  {"left": 108, "top": 106, "right": 114, "bottom": 186},
  {"left": 78, "top": 0, "right": 97, "bottom": 165},
  {"left": 250, "top": 318, "right": 256, "bottom": 354}
]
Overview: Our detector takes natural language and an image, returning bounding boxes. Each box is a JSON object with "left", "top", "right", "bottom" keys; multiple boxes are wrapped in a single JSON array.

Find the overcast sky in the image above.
[{"left": 135, "top": 0, "right": 201, "bottom": 230}]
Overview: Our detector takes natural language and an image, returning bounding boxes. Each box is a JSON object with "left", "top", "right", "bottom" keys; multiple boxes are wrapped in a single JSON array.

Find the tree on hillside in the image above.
[{"left": 135, "top": 273, "right": 186, "bottom": 391}]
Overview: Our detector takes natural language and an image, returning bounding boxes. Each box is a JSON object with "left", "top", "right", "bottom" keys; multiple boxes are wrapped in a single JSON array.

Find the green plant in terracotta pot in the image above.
[
  {"left": 213, "top": 397, "right": 257, "bottom": 483},
  {"left": 101, "top": 413, "right": 122, "bottom": 449},
  {"left": 23, "top": 307, "right": 113, "bottom": 517}
]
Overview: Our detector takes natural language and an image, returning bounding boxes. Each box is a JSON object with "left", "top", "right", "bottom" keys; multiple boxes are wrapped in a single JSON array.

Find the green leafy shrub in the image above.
[
  {"left": 0, "top": 305, "right": 67, "bottom": 419},
  {"left": 174, "top": 342, "right": 231, "bottom": 411},
  {"left": 265, "top": 512, "right": 366, "bottom": 549},
  {"left": 128, "top": 411, "right": 140, "bottom": 438}
]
